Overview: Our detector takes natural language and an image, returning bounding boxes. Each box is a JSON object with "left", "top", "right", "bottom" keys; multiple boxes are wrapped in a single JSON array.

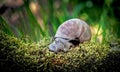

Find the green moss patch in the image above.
[{"left": 0, "top": 31, "right": 120, "bottom": 72}]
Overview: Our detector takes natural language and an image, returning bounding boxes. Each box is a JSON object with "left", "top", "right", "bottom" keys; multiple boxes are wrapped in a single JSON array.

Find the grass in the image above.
[
  {"left": 0, "top": 0, "right": 119, "bottom": 42},
  {"left": 0, "top": 30, "right": 120, "bottom": 72},
  {"left": 0, "top": 16, "right": 13, "bottom": 35}
]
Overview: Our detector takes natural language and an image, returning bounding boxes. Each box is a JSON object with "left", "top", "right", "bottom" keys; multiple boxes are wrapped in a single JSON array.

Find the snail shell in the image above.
[{"left": 49, "top": 18, "right": 91, "bottom": 53}]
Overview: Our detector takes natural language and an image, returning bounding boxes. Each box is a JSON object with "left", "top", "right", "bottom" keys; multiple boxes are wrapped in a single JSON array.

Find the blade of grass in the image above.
[
  {"left": 24, "top": 1, "right": 45, "bottom": 41},
  {"left": 100, "top": 10, "right": 107, "bottom": 41},
  {"left": 0, "top": 16, "right": 13, "bottom": 35},
  {"left": 72, "top": 3, "right": 85, "bottom": 17}
]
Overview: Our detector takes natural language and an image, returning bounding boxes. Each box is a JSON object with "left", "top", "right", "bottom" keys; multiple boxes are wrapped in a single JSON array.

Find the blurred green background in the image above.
[{"left": 0, "top": 0, "right": 120, "bottom": 42}]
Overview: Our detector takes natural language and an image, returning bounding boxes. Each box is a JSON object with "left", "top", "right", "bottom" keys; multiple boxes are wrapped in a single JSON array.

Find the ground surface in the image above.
[{"left": 0, "top": 31, "right": 120, "bottom": 72}]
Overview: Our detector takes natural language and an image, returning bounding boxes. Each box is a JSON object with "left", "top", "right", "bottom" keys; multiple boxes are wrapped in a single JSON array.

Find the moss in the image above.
[{"left": 0, "top": 30, "right": 120, "bottom": 72}]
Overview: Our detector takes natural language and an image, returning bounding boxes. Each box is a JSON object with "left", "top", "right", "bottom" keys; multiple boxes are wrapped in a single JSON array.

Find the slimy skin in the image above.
[{"left": 49, "top": 18, "right": 91, "bottom": 53}]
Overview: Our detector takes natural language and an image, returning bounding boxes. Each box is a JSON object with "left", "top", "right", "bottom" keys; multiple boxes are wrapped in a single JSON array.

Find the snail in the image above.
[{"left": 49, "top": 18, "right": 91, "bottom": 53}]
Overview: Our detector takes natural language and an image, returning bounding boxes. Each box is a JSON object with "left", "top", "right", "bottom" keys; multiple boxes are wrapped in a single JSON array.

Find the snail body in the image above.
[{"left": 49, "top": 18, "right": 91, "bottom": 53}]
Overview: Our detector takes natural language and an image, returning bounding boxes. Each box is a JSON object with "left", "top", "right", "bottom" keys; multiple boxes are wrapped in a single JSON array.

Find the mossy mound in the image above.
[{"left": 0, "top": 31, "right": 120, "bottom": 72}]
